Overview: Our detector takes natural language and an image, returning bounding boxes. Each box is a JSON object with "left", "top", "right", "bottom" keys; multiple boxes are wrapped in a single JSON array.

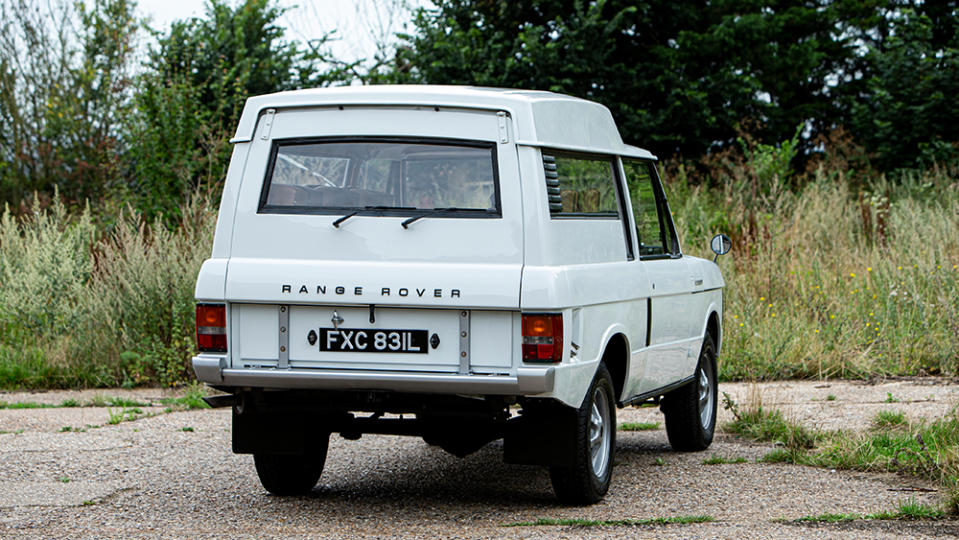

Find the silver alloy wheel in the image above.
[
  {"left": 698, "top": 365, "right": 714, "bottom": 429},
  {"left": 589, "top": 385, "right": 611, "bottom": 478}
]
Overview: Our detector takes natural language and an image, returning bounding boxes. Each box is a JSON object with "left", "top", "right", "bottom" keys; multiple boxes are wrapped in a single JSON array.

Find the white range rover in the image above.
[{"left": 193, "top": 85, "right": 730, "bottom": 504}]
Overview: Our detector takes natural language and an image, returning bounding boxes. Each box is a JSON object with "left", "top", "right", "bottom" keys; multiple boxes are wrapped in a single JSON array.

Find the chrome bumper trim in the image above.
[{"left": 192, "top": 357, "right": 554, "bottom": 395}]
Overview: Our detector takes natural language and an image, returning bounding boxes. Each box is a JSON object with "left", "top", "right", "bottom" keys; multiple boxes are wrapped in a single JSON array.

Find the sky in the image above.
[{"left": 136, "top": 0, "right": 428, "bottom": 67}]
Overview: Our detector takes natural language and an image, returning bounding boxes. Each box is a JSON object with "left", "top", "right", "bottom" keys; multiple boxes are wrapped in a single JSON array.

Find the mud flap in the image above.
[
  {"left": 232, "top": 408, "right": 329, "bottom": 455},
  {"left": 503, "top": 406, "right": 577, "bottom": 466}
]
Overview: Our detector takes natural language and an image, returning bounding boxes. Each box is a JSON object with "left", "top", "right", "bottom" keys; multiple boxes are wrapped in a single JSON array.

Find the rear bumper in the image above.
[{"left": 192, "top": 355, "right": 554, "bottom": 395}]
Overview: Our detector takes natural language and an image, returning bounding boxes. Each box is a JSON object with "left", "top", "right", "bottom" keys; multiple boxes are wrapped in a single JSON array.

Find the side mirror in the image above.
[{"left": 710, "top": 234, "right": 731, "bottom": 262}]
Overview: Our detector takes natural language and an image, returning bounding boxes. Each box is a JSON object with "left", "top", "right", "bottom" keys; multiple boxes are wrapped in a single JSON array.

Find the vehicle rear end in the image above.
[
  {"left": 192, "top": 96, "right": 571, "bottom": 464},
  {"left": 192, "top": 99, "right": 556, "bottom": 383}
]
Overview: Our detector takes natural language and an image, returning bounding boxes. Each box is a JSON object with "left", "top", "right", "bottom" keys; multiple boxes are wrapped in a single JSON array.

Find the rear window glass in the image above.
[{"left": 260, "top": 139, "right": 499, "bottom": 215}]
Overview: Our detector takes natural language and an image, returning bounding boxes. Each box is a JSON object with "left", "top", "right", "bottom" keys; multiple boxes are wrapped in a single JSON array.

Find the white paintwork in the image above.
[
  {"left": 234, "top": 304, "right": 279, "bottom": 364},
  {"left": 229, "top": 85, "right": 655, "bottom": 160},
  {"left": 194, "top": 85, "right": 725, "bottom": 409}
]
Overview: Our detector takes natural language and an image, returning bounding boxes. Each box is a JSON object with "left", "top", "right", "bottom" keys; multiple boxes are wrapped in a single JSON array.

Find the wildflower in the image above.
[
  {"left": 867, "top": 267, "right": 872, "bottom": 272},
  {"left": 850, "top": 272, "right": 856, "bottom": 278},
  {"left": 739, "top": 323, "right": 744, "bottom": 327},
  {"left": 767, "top": 303, "right": 772, "bottom": 308},
  {"left": 897, "top": 266, "right": 902, "bottom": 270},
  {"left": 732, "top": 315, "right": 738, "bottom": 319},
  {"left": 869, "top": 312, "right": 873, "bottom": 317},
  {"left": 771, "top": 313, "right": 776, "bottom": 317},
  {"left": 815, "top": 329, "right": 820, "bottom": 333},
  {"left": 866, "top": 322, "right": 871, "bottom": 327},
  {"left": 830, "top": 314, "right": 835, "bottom": 319},
  {"left": 760, "top": 296, "right": 765, "bottom": 301}
]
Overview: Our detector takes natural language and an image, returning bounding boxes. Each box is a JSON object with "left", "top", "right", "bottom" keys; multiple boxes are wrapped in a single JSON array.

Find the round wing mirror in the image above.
[{"left": 710, "top": 234, "right": 731, "bottom": 261}]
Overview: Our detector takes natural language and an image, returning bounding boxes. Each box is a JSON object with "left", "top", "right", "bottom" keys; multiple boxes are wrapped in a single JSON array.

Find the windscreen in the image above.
[{"left": 259, "top": 139, "right": 499, "bottom": 214}]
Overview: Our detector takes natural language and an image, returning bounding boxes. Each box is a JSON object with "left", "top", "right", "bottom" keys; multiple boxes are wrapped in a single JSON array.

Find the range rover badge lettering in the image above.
[{"left": 331, "top": 310, "right": 344, "bottom": 329}]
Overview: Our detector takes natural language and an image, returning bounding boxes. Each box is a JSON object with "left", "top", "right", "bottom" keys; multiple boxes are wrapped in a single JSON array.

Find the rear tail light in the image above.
[
  {"left": 196, "top": 303, "right": 227, "bottom": 353},
  {"left": 522, "top": 313, "right": 563, "bottom": 362}
]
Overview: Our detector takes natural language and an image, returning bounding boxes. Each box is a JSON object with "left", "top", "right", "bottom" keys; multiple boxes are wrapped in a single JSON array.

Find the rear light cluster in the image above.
[
  {"left": 196, "top": 304, "right": 227, "bottom": 353},
  {"left": 522, "top": 313, "right": 563, "bottom": 362}
]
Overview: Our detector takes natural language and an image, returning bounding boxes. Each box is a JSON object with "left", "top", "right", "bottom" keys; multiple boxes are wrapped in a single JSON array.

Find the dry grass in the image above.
[
  {"left": 0, "top": 152, "right": 957, "bottom": 388},
  {"left": 672, "top": 164, "right": 959, "bottom": 380}
]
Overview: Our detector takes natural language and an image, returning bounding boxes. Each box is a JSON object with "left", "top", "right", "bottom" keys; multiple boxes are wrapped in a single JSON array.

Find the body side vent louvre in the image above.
[{"left": 542, "top": 154, "right": 562, "bottom": 212}]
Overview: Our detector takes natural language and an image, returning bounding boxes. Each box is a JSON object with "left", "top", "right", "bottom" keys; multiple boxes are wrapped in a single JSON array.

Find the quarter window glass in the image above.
[
  {"left": 624, "top": 159, "right": 676, "bottom": 257},
  {"left": 550, "top": 154, "right": 619, "bottom": 217}
]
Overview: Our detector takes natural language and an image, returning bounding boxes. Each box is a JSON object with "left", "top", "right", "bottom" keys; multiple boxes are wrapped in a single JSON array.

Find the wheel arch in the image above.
[
  {"left": 705, "top": 310, "right": 721, "bottom": 357},
  {"left": 599, "top": 331, "right": 629, "bottom": 405}
]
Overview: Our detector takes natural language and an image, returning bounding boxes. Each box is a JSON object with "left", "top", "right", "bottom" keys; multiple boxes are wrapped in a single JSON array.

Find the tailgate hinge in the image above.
[
  {"left": 259, "top": 108, "right": 276, "bottom": 140},
  {"left": 496, "top": 111, "right": 509, "bottom": 144}
]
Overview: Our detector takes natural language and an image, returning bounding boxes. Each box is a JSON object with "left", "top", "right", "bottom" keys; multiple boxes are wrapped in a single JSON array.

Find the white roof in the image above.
[{"left": 232, "top": 85, "right": 656, "bottom": 160}]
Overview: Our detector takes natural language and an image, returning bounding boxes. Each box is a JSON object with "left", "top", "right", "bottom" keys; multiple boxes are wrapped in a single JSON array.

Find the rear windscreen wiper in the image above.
[
  {"left": 401, "top": 207, "right": 475, "bottom": 229},
  {"left": 332, "top": 206, "right": 416, "bottom": 228}
]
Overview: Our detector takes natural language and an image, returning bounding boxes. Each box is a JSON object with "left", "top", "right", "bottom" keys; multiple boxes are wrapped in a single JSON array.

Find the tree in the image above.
[
  {"left": 836, "top": 2, "right": 959, "bottom": 169},
  {"left": 395, "top": 0, "right": 959, "bottom": 170},
  {"left": 0, "top": 0, "right": 137, "bottom": 206},
  {"left": 394, "top": 0, "right": 854, "bottom": 160},
  {"left": 126, "top": 0, "right": 346, "bottom": 219}
]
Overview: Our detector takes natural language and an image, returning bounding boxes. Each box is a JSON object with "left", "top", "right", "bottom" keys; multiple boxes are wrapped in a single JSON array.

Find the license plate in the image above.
[{"left": 318, "top": 328, "right": 429, "bottom": 354}]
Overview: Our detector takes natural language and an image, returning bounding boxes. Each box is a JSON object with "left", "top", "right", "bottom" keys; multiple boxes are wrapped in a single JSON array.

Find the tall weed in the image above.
[
  {"left": 0, "top": 143, "right": 957, "bottom": 387},
  {"left": 0, "top": 195, "right": 214, "bottom": 388},
  {"left": 671, "top": 153, "right": 959, "bottom": 380}
]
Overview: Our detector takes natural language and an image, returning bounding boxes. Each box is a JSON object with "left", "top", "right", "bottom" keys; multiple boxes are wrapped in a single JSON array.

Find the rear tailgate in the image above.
[{"left": 224, "top": 106, "right": 523, "bottom": 373}]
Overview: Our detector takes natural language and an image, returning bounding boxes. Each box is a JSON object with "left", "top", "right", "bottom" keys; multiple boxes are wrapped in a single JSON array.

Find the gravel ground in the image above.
[{"left": 1, "top": 379, "right": 958, "bottom": 539}]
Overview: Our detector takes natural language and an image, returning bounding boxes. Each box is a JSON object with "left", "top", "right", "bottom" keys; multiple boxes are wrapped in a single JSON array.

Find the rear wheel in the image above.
[
  {"left": 253, "top": 436, "right": 329, "bottom": 495},
  {"left": 549, "top": 364, "right": 616, "bottom": 505},
  {"left": 662, "top": 335, "right": 718, "bottom": 451}
]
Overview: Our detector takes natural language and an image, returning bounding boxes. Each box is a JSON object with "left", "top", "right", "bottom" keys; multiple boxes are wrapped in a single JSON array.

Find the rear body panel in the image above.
[{"left": 232, "top": 303, "right": 513, "bottom": 374}]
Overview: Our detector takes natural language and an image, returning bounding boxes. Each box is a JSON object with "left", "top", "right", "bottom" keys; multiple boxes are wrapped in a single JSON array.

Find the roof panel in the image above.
[{"left": 231, "top": 85, "right": 656, "bottom": 159}]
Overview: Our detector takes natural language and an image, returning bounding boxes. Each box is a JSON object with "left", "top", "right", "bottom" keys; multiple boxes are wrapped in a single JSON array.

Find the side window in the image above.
[
  {"left": 623, "top": 159, "right": 679, "bottom": 258},
  {"left": 544, "top": 152, "right": 620, "bottom": 217}
]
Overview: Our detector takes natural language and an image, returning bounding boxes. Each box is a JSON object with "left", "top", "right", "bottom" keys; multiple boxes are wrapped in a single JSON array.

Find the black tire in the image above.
[
  {"left": 662, "top": 335, "right": 718, "bottom": 451},
  {"left": 549, "top": 364, "right": 616, "bottom": 505},
  {"left": 253, "top": 437, "right": 329, "bottom": 495}
]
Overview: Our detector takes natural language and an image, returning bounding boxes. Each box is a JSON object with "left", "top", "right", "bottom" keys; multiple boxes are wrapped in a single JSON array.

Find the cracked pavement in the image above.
[{"left": 1, "top": 380, "right": 959, "bottom": 538}]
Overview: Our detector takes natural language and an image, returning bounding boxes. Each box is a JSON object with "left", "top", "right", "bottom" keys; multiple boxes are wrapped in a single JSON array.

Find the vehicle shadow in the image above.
[{"left": 253, "top": 430, "right": 680, "bottom": 509}]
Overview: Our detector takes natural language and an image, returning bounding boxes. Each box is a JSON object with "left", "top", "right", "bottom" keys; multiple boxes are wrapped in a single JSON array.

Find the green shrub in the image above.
[{"left": 0, "top": 195, "right": 214, "bottom": 388}]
